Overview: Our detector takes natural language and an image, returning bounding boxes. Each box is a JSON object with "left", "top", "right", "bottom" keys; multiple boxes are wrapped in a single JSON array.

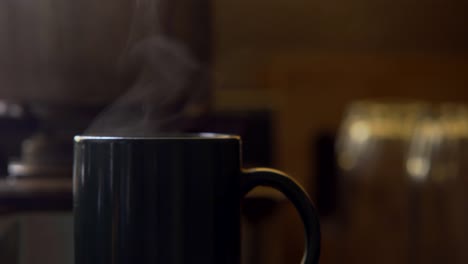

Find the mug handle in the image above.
[{"left": 241, "top": 168, "right": 321, "bottom": 264}]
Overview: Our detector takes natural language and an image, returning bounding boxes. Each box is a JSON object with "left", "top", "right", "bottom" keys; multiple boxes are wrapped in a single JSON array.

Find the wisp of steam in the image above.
[{"left": 85, "top": 1, "right": 210, "bottom": 136}]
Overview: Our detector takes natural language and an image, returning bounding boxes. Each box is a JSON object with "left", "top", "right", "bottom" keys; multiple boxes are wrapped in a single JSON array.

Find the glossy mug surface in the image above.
[{"left": 73, "top": 134, "right": 320, "bottom": 264}]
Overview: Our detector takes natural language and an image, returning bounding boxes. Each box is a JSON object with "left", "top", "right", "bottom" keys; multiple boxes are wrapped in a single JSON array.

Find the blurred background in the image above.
[{"left": 1, "top": 0, "right": 468, "bottom": 263}]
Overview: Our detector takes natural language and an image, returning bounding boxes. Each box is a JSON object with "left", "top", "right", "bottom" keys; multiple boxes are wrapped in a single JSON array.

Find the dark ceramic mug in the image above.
[{"left": 73, "top": 134, "right": 320, "bottom": 264}]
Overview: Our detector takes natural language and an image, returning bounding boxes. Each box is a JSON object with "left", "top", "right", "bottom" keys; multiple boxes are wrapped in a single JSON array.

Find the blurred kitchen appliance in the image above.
[
  {"left": 335, "top": 101, "right": 468, "bottom": 264},
  {"left": 0, "top": 102, "right": 36, "bottom": 176},
  {"left": 336, "top": 101, "right": 429, "bottom": 264},
  {"left": 0, "top": 103, "right": 78, "bottom": 264}
]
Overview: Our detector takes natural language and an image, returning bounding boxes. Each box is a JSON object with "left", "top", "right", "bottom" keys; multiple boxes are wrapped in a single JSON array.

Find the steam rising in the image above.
[
  {"left": 85, "top": 0, "right": 210, "bottom": 136},
  {"left": 85, "top": 36, "right": 210, "bottom": 136}
]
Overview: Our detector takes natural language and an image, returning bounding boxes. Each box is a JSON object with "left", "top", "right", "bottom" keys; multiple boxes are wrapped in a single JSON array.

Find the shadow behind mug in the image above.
[{"left": 73, "top": 134, "right": 320, "bottom": 264}]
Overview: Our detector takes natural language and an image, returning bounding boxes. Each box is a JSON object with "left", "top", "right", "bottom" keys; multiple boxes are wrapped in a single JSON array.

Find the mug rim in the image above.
[{"left": 74, "top": 133, "right": 240, "bottom": 142}]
